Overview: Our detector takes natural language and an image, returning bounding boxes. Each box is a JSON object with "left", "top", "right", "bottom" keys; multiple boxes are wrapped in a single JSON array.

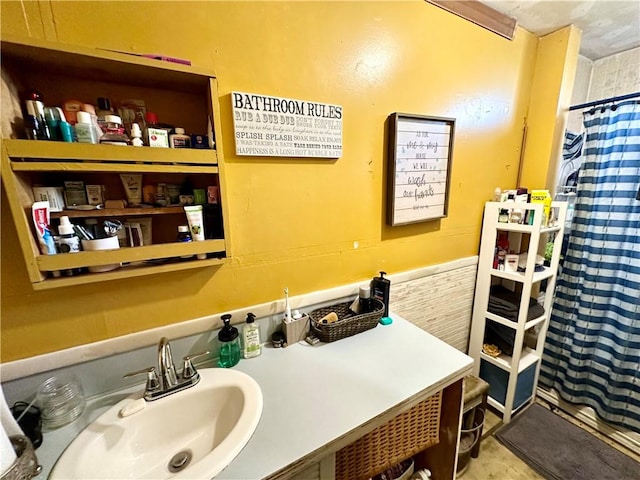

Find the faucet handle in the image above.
[
  {"left": 124, "top": 366, "right": 160, "bottom": 392},
  {"left": 181, "top": 351, "right": 210, "bottom": 379}
]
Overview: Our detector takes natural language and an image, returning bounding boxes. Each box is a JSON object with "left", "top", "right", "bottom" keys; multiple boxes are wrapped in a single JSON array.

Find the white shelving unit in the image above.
[{"left": 468, "top": 201, "right": 567, "bottom": 422}]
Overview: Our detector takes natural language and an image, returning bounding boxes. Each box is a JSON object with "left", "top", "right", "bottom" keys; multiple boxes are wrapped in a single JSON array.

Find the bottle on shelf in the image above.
[
  {"left": 43, "top": 107, "right": 62, "bottom": 141},
  {"left": 242, "top": 312, "right": 261, "bottom": 359},
  {"left": 75, "top": 111, "right": 99, "bottom": 144},
  {"left": 130, "top": 123, "right": 144, "bottom": 146},
  {"left": 82, "top": 104, "right": 104, "bottom": 140},
  {"left": 23, "top": 90, "right": 50, "bottom": 140},
  {"left": 143, "top": 112, "right": 170, "bottom": 148},
  {"left": 62, "top": 99, "right": 83, "bottom": 126},
  {"left": 99, "top": 115, "right": 129, "bottom": 145},
  {"left": 55, "top": 216, "right": 81, "bottom": 276},
  {"left": 95, "top": 97, "right": 115, "bottom": 132},
  {"left": 169, "top": 128, "right": 191, "bottom": 148},
  {"left": 176, "top": 225, "right": 193, "bottom": 259},
  {"left": 496, "top": 232, "right": 510, "bottom": 271}
]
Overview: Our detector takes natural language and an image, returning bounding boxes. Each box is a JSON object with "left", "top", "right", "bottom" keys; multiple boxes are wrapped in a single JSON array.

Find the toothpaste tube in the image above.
[{"left": 32, "top": 201, "right": 57, "bottom": 255}]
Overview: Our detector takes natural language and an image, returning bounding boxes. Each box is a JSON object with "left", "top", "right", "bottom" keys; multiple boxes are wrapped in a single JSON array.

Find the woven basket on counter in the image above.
[
  {"left": 335, "top": 391, "right": 442, "bottom": 480},
  {"left": 308, "top": 298, "right": 385, "bottom": 343}
]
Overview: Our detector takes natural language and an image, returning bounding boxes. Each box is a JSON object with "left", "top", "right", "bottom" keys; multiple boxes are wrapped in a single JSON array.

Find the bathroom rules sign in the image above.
[{"left": 231, "top": 91, "right": 342, "bottom": 158}]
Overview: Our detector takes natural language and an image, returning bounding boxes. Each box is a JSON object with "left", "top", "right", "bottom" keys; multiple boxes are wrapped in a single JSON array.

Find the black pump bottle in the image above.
[{"left": 371, "top": 271, "right": 391, "bottom": 317}]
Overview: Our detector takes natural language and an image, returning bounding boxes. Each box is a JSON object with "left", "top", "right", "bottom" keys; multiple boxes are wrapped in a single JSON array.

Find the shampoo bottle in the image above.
[
  {"left": 371, "top": 271, "right": 391, "bottom": 317},
  {"left": 242, "top": 312, "right": 261, "bottom": 359},
  {"left": 217, "top": 314, "right": 240, "bottom": 368}
]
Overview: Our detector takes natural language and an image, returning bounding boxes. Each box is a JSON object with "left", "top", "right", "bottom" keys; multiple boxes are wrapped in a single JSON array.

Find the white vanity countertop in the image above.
[
  {"left": 221, "top": 315, "right": 472, "bottom": 479},
  {"left": 33, "top": 315, "right": 472, "bottom": 479}
]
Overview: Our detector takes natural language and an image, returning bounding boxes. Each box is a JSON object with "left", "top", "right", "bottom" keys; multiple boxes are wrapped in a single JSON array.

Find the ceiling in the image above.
[{"left": 481, "top": 1, "right": 640, "bottom": 60}]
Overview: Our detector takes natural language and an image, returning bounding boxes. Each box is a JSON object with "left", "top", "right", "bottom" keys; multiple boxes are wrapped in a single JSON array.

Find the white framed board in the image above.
[{"left": 386, "top": 113, "right": 455, "bottom": 226}]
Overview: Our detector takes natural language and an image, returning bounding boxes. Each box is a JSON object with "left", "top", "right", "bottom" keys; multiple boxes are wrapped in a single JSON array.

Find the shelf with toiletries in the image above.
[
  {"left": 468, "top": 200, "right": 568, "bottom": 422},
  {"left": 1, "top": 35, "right": 229, "bottom": 289}
]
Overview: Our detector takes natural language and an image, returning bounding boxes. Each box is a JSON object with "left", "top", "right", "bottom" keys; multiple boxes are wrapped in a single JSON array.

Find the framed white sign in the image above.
[
  {"left": 386, "top": 113, "right": 455, "bottom": 226},
  {"left": 231, "top": 91, "right": 342, "bottom": 158}
]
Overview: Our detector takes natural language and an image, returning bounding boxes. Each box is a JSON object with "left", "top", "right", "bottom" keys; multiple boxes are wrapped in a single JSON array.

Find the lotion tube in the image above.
[
  {"left": 184, "top": 205, "right": 206, "bottom": 259},
  {"left": 119, "top": 174, "right": 143, "bottom": 206}
]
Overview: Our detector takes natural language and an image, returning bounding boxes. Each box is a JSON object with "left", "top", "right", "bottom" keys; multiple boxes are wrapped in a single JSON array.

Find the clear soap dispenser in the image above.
[
  {"left": 242, "top": 312, "right": 261, "bottom": 359},
  {"left": 217, "top": 314, "right": 241, "bottom": 368}
]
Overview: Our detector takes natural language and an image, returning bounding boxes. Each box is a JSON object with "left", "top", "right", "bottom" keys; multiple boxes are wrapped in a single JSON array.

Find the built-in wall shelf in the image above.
[{"left": 1, "top": 35, "right": 230, "bottom": 289}]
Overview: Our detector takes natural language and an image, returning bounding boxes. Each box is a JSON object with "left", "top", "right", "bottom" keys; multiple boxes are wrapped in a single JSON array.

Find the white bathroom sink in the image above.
[{"left": 49, "top": 368, "right": 263, "bottom": 479}]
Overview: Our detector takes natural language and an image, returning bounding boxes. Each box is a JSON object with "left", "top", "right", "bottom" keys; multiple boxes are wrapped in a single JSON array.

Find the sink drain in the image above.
[{"left": 168, "top": 450, "right": 192, "bottom": 473}]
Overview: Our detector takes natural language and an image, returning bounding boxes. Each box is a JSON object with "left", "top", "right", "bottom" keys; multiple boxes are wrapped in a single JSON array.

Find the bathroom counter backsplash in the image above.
[{"left": 1, "top": 295, "right": 351, "bottom": 407}]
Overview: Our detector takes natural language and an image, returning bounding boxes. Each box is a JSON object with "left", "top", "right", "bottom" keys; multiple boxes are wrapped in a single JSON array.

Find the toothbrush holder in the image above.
[{"left": 282, "top": 315, "right": 310, "bottom": 346}]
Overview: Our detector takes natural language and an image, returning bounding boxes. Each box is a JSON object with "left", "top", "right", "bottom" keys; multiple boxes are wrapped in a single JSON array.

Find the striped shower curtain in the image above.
[{"left": 540, "top": 99, "right": 640, "bottom": 433}]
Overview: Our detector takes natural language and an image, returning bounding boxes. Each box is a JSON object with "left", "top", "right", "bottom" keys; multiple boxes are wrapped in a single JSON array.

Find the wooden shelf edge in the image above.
[
  {"left": 1, "top": 34, "right": 216, "bottom": 79},
  {"left": 36, "top": 239, "right": 226, "bottom": 270},
  {"left": 31, "top": 257, "right": 227, "bottom": 290},
  {"left": 4, "top": 139, "right": 218, "bottom": 166},
  {"left": 50, "top": 206, "right": 196, "bottom": 219}
]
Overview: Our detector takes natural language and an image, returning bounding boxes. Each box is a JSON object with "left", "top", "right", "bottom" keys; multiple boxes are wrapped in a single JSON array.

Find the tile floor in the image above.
[{"left": 459, "top": 400, "right": 640, "bottom": 480}]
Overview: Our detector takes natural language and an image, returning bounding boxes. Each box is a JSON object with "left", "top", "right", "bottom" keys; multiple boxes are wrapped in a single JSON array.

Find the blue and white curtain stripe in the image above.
[{"left": 540, "top": 99, "right": 640, "bottom": 433}]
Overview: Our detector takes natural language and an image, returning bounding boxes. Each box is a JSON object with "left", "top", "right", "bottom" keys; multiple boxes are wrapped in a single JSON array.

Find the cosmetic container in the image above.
[
  {"left": 99, "top": 115, "right": 129, "bottom": 145},
  {"left": 177, "top": 225, "right": 193, "bottom": 259},
  {"left": 169, "top": 127, "right": 191, "bottom": 148},
  {"left": 75, "top": 111, "right": 99, "bottom": 144},
  {"left": 144, "top": 112, "right": 170, "bottom": 148}
]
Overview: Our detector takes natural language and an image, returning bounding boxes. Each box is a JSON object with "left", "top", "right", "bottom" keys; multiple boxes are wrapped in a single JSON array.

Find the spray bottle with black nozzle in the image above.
[{"left": 371, "top": 271, "right": 392, "bottom": 324}]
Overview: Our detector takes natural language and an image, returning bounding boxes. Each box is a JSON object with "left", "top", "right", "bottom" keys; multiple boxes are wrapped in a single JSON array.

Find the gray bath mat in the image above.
[{"left": 495, "top": 403, "right": 639, "bottom": 480}]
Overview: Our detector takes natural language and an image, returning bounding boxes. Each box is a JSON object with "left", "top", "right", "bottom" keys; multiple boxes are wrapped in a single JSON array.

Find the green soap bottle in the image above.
[{"left": 217, "top": 314, "right": 240, "bottom": 368}]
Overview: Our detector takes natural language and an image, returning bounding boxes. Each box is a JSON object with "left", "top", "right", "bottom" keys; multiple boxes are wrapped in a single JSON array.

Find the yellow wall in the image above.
[
  {"left": 1, "top": 1, "right": 540, "bottom": 361},
  {"left": 519, "top": 25, "right": 581, "bottom": 189}
]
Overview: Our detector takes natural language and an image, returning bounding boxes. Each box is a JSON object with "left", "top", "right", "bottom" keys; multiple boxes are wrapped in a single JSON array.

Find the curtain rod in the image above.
[{"left": 569, "top": 91, "right": 640, "bottom": 111}]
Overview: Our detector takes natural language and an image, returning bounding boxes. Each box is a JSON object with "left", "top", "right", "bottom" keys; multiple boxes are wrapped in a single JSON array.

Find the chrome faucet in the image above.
[
  {"left": 158, "top": 337, "right": 178, "bottom": 390},
  {"left": 124, "top": 337, "right": 209, "bottom": 401}
]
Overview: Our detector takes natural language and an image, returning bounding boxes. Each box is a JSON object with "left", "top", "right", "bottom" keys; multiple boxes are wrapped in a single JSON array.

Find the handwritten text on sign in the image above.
[
  {"left": 232, "top": 91, "right": 343, "bottom": 158},
  {"left": 393, "top": 117, "right": 452, "bottom": 224}
]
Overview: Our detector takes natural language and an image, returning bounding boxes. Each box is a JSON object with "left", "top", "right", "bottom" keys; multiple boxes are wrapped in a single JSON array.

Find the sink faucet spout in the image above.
[{"left": 158, "top": 337, "right": 178, "bottom": 389}]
